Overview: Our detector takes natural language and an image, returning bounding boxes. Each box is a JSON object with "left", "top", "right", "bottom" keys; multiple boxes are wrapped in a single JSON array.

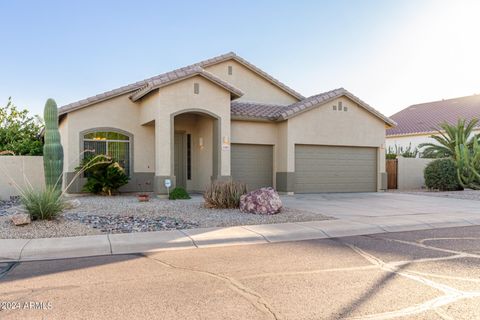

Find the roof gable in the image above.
[
  {"left": 129, "top": 66, "right": 243, "bottom": 102},
  {"left": 58, "top": 52, "right": 303, "bottom": 115},
  {"left": 230, "top": 88, "right": 395, "bottom": 126},
  {"left": 387, "top": 94, "right": 480, "bottom": 136},
  {"left": 278, "top": 88, "right": 396, "bottom": 126},
  {"left": 194, "top": 52, "right": 304, "bottom": 101}
]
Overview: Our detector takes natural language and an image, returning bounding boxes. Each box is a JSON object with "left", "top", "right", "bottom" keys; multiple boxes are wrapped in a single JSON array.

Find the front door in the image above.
[{"left": 174, "top": 132, "right": 187, "bottom": 189}]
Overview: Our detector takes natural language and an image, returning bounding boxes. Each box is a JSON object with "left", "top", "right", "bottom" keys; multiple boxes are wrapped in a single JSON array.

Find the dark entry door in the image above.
[{"left": 174, "top": 132, "right": 187, "bottom": 189}]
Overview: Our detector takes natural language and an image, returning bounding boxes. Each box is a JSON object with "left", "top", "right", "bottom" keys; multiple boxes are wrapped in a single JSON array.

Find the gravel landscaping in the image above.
[
  {"left": 396, "top": 189, "right": 480, "bottom": 201},
  {"left": 0, "top": 197, "right": 20, "bottom": 217},
  {"left": 0, "top": 194, "right": 332, "bottom": 239}
]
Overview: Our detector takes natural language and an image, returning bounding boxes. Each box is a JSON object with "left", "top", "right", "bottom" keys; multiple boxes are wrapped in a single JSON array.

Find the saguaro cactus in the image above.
[{"left": 43, "top": 99, "right": 64, "bottom": 191}]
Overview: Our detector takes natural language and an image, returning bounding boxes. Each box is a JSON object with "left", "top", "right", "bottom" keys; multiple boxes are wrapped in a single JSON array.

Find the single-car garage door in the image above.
[
  {"left": 295, "top": 145, "right": 377, "bottom": 193},
  {"left": 231, "top": 144, "right": 273, "bottom": 191}
]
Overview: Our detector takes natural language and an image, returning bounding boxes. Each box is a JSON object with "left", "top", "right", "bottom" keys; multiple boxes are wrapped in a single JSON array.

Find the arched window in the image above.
[{"left": 82, "top": 130, "right": 131, "bottom": 176}]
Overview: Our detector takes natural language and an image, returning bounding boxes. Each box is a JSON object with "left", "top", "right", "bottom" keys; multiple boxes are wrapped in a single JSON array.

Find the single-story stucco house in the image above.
[
  {"left": 59, "top": 52, "right": 395, "bottom": 195},
  {"left": 387, "top": 94, "right": 480, "bottom": 153}
]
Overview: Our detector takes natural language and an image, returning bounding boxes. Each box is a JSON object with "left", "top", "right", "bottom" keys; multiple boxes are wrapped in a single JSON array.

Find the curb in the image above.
[{"left": 1, "top": 216, "right": 479, "bottom": 262}]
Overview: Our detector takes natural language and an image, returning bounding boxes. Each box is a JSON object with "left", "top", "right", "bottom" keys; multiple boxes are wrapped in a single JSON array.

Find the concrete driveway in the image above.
[{"left": 282, "top": 192, "right": 480, "bottom": 219}]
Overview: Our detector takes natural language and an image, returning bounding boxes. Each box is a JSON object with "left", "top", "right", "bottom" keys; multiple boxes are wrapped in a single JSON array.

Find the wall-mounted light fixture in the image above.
[
  {"left": 223, "top": 136, "right": 229, "bottom": 144},
  {"left": 199, "top": 137, "right": 204, "bottom": 149}
]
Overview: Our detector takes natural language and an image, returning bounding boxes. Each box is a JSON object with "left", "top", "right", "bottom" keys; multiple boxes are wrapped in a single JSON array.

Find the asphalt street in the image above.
[{"left": 2, "top": 226, "right": 480, "bottom": 319}]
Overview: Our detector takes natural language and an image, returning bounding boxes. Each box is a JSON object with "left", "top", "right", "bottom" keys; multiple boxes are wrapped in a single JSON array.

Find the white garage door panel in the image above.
[{"left": 295, "top": 145, "right": 377, "bottom": 193}]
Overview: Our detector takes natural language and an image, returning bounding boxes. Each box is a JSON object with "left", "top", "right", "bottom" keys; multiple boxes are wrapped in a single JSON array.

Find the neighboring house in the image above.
[
  {"left": 59, "top": 52, "right": 395, "bottom": 195},
  {"left": 387, "top": 94, "right": 480, "bottom": 153}
]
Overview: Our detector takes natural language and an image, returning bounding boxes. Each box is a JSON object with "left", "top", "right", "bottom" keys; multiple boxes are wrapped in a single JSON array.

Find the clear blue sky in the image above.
[{"left": 2, "top": 0, "right": 479, "bottom": 117}]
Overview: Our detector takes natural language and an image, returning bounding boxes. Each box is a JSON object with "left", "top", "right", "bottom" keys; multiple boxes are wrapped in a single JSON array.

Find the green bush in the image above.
[
  {"left": 0, "top": 97, "right": 44, "bottom": 156},
  {"left": 169, "top": 187, "right": 191, "bottom": 200},
  {"left": 203, "top": 180, "right": 247, "bottom": 209},
  {"left": 81, "top": 155, "right": 129, "bottom": 195},
  {"left": 424, "top": 159, "right": 463, "bottom": 191},
  {"left": 21, "top": 187, "right": 65, "bottom": 220}
]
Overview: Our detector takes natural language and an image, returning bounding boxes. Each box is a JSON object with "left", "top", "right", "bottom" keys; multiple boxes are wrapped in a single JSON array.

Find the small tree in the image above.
[
  {"left": 419, "top": 119, "right": 479, "bottom": 159},
  {"left": 0, "top": 97, "right": 43, "bottom": 155}
]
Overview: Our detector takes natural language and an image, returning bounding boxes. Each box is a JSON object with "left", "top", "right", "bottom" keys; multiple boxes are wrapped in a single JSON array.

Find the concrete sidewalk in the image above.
[{"left": 2, "top": 212, "right": 480, "bottom": 262}]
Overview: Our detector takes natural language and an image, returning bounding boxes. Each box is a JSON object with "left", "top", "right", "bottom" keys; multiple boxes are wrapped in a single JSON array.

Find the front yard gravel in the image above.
[
  {"left": 0, "top": 194, "right": 332, "bottom": 239},
  {"left": 0, "top": 216, "right": 100, "bottom": 239},
  {"left": 0, "top": 197, "right": 20, "bottom": 217},
  {"left": 65, "top": 213, "right": 198, "bottom": 233}
]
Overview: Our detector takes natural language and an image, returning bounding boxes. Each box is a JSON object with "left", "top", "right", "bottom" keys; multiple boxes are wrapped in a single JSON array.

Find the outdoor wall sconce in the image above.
[
  {"left": 223, "top": 136, "right": 229, "bottom": 144},
  {"left": 199, "top": 137, "right": 204, "bottom": 149}
]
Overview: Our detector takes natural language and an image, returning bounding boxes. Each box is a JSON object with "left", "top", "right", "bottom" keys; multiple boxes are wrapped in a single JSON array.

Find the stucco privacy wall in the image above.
[
  {"left": 386, "top": 129, "right": 480, "bottom": 152},
  {"left": 285, "top": 97, "right": 387, "bottom": 191},
  {"left": 205, "top": 60, "right": 299, "bottom": 105},
  {"left": 386, "top": 134, "right": 434, "bottom": 152},
  {"left": 397, "top": 156, "right": 433, "bottom": 190},
  {"left": 0, "top": 156, "right": 44, "bottom": 200},
  {"left": 61, "top": 94, "right": 155, "bottom": 192}
]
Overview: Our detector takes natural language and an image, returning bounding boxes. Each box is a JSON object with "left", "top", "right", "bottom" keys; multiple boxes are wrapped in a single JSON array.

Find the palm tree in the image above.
[{"left": 419, "top": 118, "right": 480, "bottom": 159}]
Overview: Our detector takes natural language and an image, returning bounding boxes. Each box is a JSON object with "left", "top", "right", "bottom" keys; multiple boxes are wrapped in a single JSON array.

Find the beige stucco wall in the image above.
[
  {"left": 397, "top": 156, "right": 433, "bottom": 190},
  {"left": 61, "top": 94, "right": 155, "bottom": 174},
  {"left": 151, "top": 75, "right": 232, "bottom": 178},
  {"left": 59, "top": 115, "right": 68, "bottom": 171},
  {"left": 196, "top": 117, "right": 214, "bottom": 190},
  {"left": 286, "top": 97, "right": 387, "bottom": 191},
  {"left": 205, "top": 60, "right": 299, "bottom": 105},
  {"left": 0, "top": 156, "right": 45, "bottom": 200}
]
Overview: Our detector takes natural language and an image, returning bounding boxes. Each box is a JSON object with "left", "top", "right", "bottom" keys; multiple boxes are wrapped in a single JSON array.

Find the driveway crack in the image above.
[
  {"left": 146, "top": 255, "right": 279, "bottom": 320},
  {"left": 241, "top": 226, "right": 271, "bottom": 243},
  {"left": 18, "top": 239, "right": 32, "bottom": 261},
  {"left": 336, "top": 238, "right": 480, "bottom": 320},
  {"left": 178, "top": 230, "right": 198, "bottom": 248}
]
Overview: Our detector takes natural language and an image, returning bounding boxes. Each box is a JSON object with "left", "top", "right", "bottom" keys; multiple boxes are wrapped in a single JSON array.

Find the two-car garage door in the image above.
[
  {"left": 231, "top": 143, "right": 377, "bottom": 193},
  {"left": 295, "top": 145, "right": 377, "bottom": 193}
]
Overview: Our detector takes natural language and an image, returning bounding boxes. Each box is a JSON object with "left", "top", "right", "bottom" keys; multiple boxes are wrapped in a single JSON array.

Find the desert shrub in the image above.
[
  {"left": 169, "top": 187, "right": 191, "bottom": 200},
  {"left": 81, "top": 155, "right": 129, "bottom": 195},
  {"left": 21, "top": 187, "right": 65, "bottom": 220},
  {"left": 424, "top": 159, "right": 462, "bottom": 191},
  {"left": 204, "top": 180, "right": 247, "bottom": 209}
]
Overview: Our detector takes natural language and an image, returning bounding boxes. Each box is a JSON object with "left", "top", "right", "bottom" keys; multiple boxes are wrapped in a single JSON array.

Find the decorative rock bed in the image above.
[
  {"left": 0, "top": 195, "right": 332, "bottom": 239},
  {"left": 65, "top": 213, "right": 198, "bottom": 233},
  {"left": 0, "top": 197, "right": 20, "bottom": 217}
]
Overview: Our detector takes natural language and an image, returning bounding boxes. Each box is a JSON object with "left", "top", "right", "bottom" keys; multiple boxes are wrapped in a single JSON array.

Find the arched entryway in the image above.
[{"left": 171, "top": 109, "right": 221, "bottom": 192}]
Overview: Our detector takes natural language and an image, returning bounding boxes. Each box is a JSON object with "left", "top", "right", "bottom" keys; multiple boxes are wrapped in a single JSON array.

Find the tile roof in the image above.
[
  {"left": 276, "top": 88, "right": 396, "bottom": 126},
  {"left": 58, "top": 52, "right": 303, "bottom": 115},
  {"left": 231, "top": 88, "right": 395, "bottom": 126},
  {"left": 387, "top": 94, "right": 480, "bottom": 136},
  {"left": 129, "top": 66, "right": 243, "bottom": 101},
  {"left": 231, "top": 101, "right": 287, "bottom": 120}
]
